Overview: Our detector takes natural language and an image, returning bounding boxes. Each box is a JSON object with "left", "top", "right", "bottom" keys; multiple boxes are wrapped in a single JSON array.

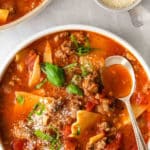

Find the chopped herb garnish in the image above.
[
  {"left": 16, "top": 95, "right": 24, "bottom": 105},
  {"left": 34, "top": 130, "right": 53, "bottom": 141},
  {"left": 76, "top": 45, "right": 91, "bottom": 56},
  {"left": 77, "top": 126, "right": 81, "bottom": 135},
  {"left": 70, "top": 34, "right": 92, "bottom": 55},
  {"left": 85, "top": 37, "right": 90, "bottom": 48},
  {"left": 64, "top": 62, "right": 78, "bottom": 69},
  {"left": 41, "top": 63, "right": 65, "bottom": 87},
  {"left": 34, "top": 126, "right": 61, "bottom": 150},
  {"left": 71, "top": 75, "right": 82, "bottom": 85},
  {"left": 66, "top": 83, "right": 83, "bottom": 96},
  {"left": 28, "top": 103, "right": 45, "bottom": 120},
  {"left": 70, "top": 34, "right": 78, "bottom": 47},
  {"left": 49, "top": 126, "right": 61, "bottom": 150},
  {"left": 28, "top": 103, "right": 39, "bottom": 119},
  {"left": 73, "top": 126, "right": 81, "bottom": 136},
  {"left": 35, "top": 103, "right": 45, "bottom": 115},
  {"left": 49, "top": 126, "right": 60, "bottom": 140},
  {"left": 35, "top": 78, "right": 48, "bottom": 89},
  {"left": 81, "top": 66, "right": 89, "bottom": 77}
]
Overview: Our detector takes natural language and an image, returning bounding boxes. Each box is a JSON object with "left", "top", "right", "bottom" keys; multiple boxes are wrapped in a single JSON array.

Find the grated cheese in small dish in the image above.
[{"left": 100, "top": 0, "right": 136, "bottom": 9}]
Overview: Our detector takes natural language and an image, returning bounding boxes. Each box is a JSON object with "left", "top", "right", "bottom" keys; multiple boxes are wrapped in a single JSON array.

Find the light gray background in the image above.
[{"left": 0, "top": 0, "right": 150, "bottom": 68}]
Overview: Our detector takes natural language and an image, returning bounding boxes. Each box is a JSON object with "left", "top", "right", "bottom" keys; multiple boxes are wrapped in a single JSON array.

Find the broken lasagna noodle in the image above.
[{"left": 0, "top": 31, "right": 150, "bottom": 150}]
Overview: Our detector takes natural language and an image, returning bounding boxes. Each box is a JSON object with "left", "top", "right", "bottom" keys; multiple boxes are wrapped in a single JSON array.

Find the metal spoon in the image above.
[{"left": 104, "top": 55, "right": 147, "bottom": 150}]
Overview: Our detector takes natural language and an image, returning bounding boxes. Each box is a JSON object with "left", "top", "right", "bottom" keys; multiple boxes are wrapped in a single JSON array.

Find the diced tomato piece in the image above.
[
  {"left": 25, "top": 50, "right": 37, "bottom": 71},
  {"left": 11, "top": 139, "right": 27, "bottom": 150},
  {"left": 64, "top": 139, "right": 77, "bottom": 150},
  {"left": 86, "top": 101, "right": 97, "bottom": 111},
  {"left": 63, "top": 125, "right": 79, "bottom": 150},
  {"left": 63, "top": 125, "right": 71, "bottom": 139}
]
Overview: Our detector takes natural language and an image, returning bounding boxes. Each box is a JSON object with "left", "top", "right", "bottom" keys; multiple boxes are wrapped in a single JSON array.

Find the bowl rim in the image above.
[
  {"left": 0, "top": 24, "right": 149, "bottom": 80},
  {"left": 0, "top": 24, "right": 150, "bottom": 149},
  {"left": 0, "top": 0, "right": 52, "bottom": 30}
]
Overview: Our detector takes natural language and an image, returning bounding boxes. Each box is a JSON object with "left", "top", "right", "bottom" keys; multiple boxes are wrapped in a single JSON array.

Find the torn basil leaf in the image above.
[
  {"left": 66, "top": 83, "right": 83, "bottom": 96},
  {"left": 41, "top": 63, "right": 65, "bottom": 87}
]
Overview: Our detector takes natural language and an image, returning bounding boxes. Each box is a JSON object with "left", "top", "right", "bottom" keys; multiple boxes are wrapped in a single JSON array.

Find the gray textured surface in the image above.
[{"left": 0, "top": 0, "right": 150, "bottom": 67}]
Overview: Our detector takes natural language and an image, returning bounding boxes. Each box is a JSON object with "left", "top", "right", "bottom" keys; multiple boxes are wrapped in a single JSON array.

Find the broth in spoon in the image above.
[{"left": 102, "top": 64, "right": 133, "bottom": 98}]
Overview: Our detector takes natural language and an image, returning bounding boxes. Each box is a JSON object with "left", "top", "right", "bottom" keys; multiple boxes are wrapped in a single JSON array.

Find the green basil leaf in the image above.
[
  {"left": 66, "top": 83, "right": 83, "bottom": 96},
  {"left": 16, "top": 95, "right": 24, "bottom": 105},
  {"left": 41, "top": 63, "right": 65, "bottom": 87}
]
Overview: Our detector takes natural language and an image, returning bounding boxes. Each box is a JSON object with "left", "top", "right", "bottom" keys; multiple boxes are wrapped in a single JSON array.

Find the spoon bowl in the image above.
[
  {"left": 105, "top": 55, "right": 136, "bottom": 101},
  {"left": 104, "top": 55, "right": 147, "bottom": 150}
]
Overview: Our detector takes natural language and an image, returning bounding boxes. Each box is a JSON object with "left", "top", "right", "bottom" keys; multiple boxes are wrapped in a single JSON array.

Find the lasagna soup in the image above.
[
  {"left": 0, "top": 31, "right": 150, "bottom": 150},
  {"left": 0, "top": 0, "right": 43, "bottom": 25}
]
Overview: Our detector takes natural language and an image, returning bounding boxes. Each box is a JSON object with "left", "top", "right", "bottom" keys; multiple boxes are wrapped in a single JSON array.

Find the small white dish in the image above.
[
  {"left": 0, "top": 0, "right": 52, "bottom": 30},
  {"left": 95, "top": 0, "right": 141, "bottom": 12},
  {"left": 95, "top": 0, "right": 148, "bottom": 27}
]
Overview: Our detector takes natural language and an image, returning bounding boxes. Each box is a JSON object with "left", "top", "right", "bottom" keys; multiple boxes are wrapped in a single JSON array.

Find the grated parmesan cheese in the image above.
[{"left": 100, "top": 0, "right": 136, "bottom": 9}]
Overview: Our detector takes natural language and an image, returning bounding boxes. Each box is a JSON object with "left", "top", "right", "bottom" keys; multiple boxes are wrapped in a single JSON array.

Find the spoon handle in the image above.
[
  {"left": 128, "top": 4, "right": 143, "bottom": 27},
  {"left": 125, "top": 100, "right": 147, "bottom": 150}
]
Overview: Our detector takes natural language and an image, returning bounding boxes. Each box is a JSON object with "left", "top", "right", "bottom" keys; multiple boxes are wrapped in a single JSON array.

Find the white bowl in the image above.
[
  {"left": 0, "top": 0, "right": 52, "bottom": 30},
  {"left": 0, "top": 24, "right": 149, "bottom": 149}
]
